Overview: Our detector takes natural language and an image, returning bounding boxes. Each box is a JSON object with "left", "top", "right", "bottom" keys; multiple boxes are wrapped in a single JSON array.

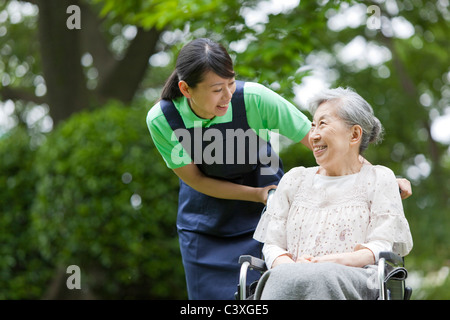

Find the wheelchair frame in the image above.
[
  {"left": 236, "top": 190, "right": 412, "bottom": 300},
  {"left": 237, "top": 250, "right": 412, "bottom": 300}
]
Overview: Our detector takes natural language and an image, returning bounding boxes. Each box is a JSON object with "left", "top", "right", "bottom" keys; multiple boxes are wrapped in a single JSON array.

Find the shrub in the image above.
[
  {"left": 0, "top": 127, "right": 53, "bottom": 299},
  {"left": 31, "top": 101, "right": 186, "bottom": 299}
]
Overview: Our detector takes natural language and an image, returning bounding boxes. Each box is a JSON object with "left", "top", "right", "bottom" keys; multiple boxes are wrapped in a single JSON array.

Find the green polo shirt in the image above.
[{"left": 146, "top": 81, "right": 311, "bottom": 169}]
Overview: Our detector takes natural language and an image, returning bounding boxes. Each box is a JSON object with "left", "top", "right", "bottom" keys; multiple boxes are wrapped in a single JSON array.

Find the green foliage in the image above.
[
  {"left": 95, "top": 0, "right": 350, "bottom": 100},
  {"left": 415, "top": 269, "right": 450, "bottom": 300},
  {"left": 1, "top": 0, "right": 449, "bottom": 299},
  {"left": 30, "top": 101, "right": 185, "bottom": 299},
  {"left": 95, "top": 0, "right": 255, "bottom": 30},
  {"left": 0, "top": 127, "right": 52, "bottom": 299}
]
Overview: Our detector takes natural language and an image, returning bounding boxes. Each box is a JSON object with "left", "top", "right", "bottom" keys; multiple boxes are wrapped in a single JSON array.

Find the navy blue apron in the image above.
[{"left": 160, "top": 81, "right": 284, "bottom": 299}]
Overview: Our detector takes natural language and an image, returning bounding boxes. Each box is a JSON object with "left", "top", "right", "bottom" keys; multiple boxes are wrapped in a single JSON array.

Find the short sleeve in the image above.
[
  {"left": 244, "top": 82, "right": 311, "bottom": 143},
  {"left": 363, "top": 166, "right": 413, "bottom": 257},
  {"left": 146, "top": 103, "right": 192, "bottom": 169}
]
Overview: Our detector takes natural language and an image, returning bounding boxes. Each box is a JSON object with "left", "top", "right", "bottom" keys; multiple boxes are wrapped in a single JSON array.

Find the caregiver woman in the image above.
[
  {"left": 146, "top": 38, "right": 311, "bottom": 299},
  {"left": 146, "top": 38, "right": 412, "bottom": 300}
]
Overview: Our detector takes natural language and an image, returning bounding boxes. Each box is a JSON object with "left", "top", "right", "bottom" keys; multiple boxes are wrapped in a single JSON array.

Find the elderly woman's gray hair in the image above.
[{"left": 308, "top": 87, "right": 384, "bottom": 153}]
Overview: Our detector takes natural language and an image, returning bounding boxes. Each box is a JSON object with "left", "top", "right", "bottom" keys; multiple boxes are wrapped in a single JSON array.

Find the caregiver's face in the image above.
[{"left": 185, "top": 71, "right": 236, "bottom": 119}]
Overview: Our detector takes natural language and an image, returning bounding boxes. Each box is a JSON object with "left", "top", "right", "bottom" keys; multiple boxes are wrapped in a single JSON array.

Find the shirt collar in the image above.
[{"left": 173, "top": 96, "right": 233, "bottom": 128}]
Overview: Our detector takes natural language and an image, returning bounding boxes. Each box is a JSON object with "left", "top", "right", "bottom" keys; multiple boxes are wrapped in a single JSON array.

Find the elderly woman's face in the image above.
[{"left": 309, "top": 101, "right": 358, "bottom": 175}]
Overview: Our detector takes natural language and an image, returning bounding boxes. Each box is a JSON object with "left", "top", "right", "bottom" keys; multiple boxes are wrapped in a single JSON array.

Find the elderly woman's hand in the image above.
[
  {"left": 271, "top": 254, "right": 295, "bottom": 268},
  {"left": 296, "top": 255, "right": 314, "bottom": 263},
  {"left": 311, "top": 248, "right": 375, "bottom": 267}
]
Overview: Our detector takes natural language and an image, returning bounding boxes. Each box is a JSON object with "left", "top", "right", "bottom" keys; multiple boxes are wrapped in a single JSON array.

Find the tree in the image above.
[
  {"left": 1, "top": 0, "right": 349, "bottom": 127},
  {"left": 0, "top": 0, "right": 161, "bottom": 125},
  {"left": 1, "top": 0, "right": 448, "bottom": 298}
]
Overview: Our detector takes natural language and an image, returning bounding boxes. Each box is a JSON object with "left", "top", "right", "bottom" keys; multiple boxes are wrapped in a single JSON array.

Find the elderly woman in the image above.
[{"left": 253, "top": 87, "right": 413, "bottom": 300}]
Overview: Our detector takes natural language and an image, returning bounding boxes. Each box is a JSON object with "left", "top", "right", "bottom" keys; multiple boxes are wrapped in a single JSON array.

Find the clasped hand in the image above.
[
  {"left": 272, "top": 249, "right": 375, "bottom": 269},
  {"left": 296, "top": 254, "right": 339, "bottom": 264}
]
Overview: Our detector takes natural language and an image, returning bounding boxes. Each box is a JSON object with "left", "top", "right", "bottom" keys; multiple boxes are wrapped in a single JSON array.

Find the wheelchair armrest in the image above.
[
  {"left": 379, "top": 251, "right": 404, "bottom": 267},
  {"left": 378, "top": 251, "right": 409, "bottom": 300},
  {"left": 238, "top": 255, "right": 267, "bottom": 272}
]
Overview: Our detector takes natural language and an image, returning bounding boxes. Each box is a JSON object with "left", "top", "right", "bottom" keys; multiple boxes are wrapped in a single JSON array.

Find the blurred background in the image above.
[{"left": 0, "top": 0, "right": 448, "bottom": 299}]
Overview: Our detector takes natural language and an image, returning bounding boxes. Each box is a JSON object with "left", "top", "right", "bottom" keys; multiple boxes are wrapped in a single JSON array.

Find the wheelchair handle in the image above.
[{"left": 267, "top": 188, "right": 276, "bottom": 207}]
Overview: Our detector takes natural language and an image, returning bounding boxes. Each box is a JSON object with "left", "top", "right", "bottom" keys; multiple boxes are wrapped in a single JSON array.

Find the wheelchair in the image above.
[{"left": 235, "top": 192, "right": 412, "bottom": 300}]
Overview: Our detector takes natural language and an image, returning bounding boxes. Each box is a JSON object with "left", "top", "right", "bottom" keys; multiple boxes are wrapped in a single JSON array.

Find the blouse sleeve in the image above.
[
  {"left": 254, "top": 167, "right": 305, "bottom": 267},
  {"left": 362, "top": 166, "right": 413, "bottom": 257}
]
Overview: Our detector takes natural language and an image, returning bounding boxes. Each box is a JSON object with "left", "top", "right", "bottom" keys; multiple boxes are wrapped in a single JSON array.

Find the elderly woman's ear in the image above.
[{"left": 350, "top": 125, "right": 363, "bottom": 146}]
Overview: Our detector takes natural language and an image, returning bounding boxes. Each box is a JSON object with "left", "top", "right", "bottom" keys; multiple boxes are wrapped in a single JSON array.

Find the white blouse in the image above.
[{"left": 254, "top": 164, "right": 413, "bottom": 269}]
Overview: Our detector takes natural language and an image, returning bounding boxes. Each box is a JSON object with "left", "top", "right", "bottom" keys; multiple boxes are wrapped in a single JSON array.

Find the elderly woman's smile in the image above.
[{"left": 312, "top": 144, "right": 327, "bottom": 154}]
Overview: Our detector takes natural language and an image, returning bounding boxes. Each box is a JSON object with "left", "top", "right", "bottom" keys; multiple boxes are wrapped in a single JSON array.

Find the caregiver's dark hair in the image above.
[{"left": 160, "top": 38, "right": 236, "bottom": 100}]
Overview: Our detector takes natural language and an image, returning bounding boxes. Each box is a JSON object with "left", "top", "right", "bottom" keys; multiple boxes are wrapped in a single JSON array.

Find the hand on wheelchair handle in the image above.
[
  {"left": 261, "top": 186, "right": 277, "bottom": 205},
  {"left": 267, "top": 188, "right": 276, "bottom": 203}
]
